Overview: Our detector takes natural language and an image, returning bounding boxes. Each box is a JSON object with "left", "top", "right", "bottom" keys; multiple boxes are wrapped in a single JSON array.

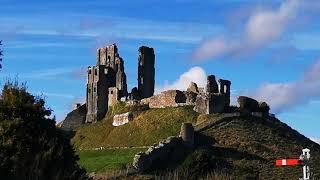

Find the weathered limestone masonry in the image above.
[
  {"left": 86, "top": 65, "right": 116, "bottom": 123},
  {"left": 133, "top": 123, "right": 194, "bottom": 172},
  {"left": 86, "top": 44, "right": 129, "bottom": 123},
  {"left": 86, "top": 44, "right": 156, "bottom": 124},
  {"left": 138, "top": 46, "right": 155, "bottom": 99},
  {"left": 237, "top": 96, "right": 270, "bottom": 116},
  {"left": 108, "top": 87, "right": 120, "bottom": 107},
  {"left": 112, "top": 112, "right": 133, "bottom": 126},
  {"left": 194, "top": 75, "right": 231, "bottom": 114},
  {"left": 141, "top": 90, "right": 187, "bottom": 108}
]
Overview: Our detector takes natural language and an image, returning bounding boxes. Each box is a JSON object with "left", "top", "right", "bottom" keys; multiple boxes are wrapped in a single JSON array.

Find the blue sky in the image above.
[{"left": 1, "top": 0, "right": 320, "bottom": 142}]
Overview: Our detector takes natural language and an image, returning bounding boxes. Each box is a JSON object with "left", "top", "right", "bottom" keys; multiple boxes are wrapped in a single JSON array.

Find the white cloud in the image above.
[
  {"left": 250, "top": 58, "right": 320, "bottom": 113},
  {"left": 191, "top": 0, "right": 301, "bottom": 62},
  {"left": 155, "top": 66, "right": 207, "bottom": 94}
]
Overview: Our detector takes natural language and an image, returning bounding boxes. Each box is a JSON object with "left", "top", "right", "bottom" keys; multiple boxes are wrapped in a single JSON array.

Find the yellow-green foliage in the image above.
[{"left": 72, "top": 106, "right": 199, "bottom": 149}]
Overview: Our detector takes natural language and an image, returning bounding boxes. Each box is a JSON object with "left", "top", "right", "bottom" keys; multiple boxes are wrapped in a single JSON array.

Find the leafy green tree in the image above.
[{"left": 0, "top": 81, "right": 87, "bottom": 180}]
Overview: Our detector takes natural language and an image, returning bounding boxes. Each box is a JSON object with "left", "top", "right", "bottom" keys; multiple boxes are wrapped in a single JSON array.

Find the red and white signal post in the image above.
[{"left": 276, "top": 148, "right": 310, "bottom": 180}]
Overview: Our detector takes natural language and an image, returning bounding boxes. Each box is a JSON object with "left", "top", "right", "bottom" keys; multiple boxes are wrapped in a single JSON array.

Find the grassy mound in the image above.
[
  {"left": 72, "top": 104, "right": 320, "bottom": 179},
  {"left": 72, "top": 105, "right": 199, "bottom": 149},
  {"left": 190, "top": 115, "right": 320, "bottom": 179}
]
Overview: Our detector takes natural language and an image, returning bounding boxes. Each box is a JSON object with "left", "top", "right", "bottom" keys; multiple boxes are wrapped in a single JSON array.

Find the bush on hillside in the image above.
[{"left": 0, "top": 81, "right": 87, "bottom": 180}]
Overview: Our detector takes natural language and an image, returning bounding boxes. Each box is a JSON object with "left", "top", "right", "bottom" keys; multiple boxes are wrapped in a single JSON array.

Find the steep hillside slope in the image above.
[{"left": 190, "top": 114, "right": 320, "bottom": 179}]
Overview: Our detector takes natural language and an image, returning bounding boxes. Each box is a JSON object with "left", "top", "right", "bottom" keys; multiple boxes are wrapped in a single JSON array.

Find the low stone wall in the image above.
[
  {"left": 141, "top": 90, "right": 186, "bottom": 108},
  {"left": 112, "top": 112, "right": 133, "bottom": 126},
  {"left": 58, "top": 104, "right": 86, "bottom": 131},
  {"left": 141, "top": 90, "right": 197, "bottom": 108},
  {"left": 133, "top": 123, "right": 194, "bottom": 172}
]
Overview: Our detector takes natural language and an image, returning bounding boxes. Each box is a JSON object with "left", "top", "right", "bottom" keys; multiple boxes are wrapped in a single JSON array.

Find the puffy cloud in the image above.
[
  {"left": 250, "top": 58, "right": 320, "bottom": 113},
  {"left": 155, "top": 66, "right": 207, "bottom": 94},
  {"left": 191, "top": 0, "right": 301, "bottom": 62}
]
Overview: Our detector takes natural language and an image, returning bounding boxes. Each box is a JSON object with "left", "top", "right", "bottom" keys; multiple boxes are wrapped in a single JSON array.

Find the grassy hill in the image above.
[
  {"left": 72, "top": 104, "right": 199, "bottom": 149},
  {"left": 190, "top": 114, "right": 320, "bottom": 179},
  {"left": 71, "top": 104, "right": 320, "bottom": 179}
]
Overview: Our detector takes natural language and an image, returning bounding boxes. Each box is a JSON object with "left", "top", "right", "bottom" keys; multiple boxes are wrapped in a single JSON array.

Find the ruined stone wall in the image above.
[
  {"left": 96, "top": 44, "right": 128, "bottom": 97},
  {"left": 112, "top": 112, "right": 133, "bottom": 126},
  {"left": 206, "top": 75, "right": 219, "bottom": 93},
  {"left": 86, "top": 44, "right": 129, "bottom": 123},
  {"left": 141, "top": 90, "right": 187, "bottom": 108},
  {"left": 108, "top": 87, "right": 120, "bottom": 107},
  {"left": 86, "top": 66, "right": 116, "bottom": 123},
  {"left": 138, "top": 46, "right": 155, "bottom": 99},
  {"left": 194, "top": 75, "right": 231, "bottom": 114},
  {"left": 133, "top": 123, "right": 194, "bottom": 172},
  {"left": 96, "top": 44, "right": 118, "bottom": 69},
  {"left": 115, "top": 57, "right": 128, "bottom": 97}
]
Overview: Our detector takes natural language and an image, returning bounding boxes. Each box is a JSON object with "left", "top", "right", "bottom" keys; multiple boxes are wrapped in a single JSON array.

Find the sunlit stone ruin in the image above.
[{"left": 59, "top": 43, "right": 270, "bottom": 131}]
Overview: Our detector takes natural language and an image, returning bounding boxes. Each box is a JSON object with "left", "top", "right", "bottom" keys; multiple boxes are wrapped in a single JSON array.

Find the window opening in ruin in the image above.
[
  {"left": 94, "top": 87, "right": 96, "bottom": 92},
  {"left": 95, "top": 69, "right": 97, "bottom": 75},
  {"left": 224, "top": 85, "right": 227, "bottom": 93},
  {"left": 88, "top": 88, "right": 91, "bottom": 93},
  {"left": 107, "top": 55, "right": 111, "bottom": 64},
  {"left": 88, "top": 69, "right": 91, "bottom": 74},
  {"left": 110, "top": 91, "right": 113, "bottom": 94}
]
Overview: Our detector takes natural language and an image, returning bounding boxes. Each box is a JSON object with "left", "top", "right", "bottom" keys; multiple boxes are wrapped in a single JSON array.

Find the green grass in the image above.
[
  {"left": 72, "top": 106, "right": 199, "bottom": 149},
  {"left": 78, "top": 148, "right": 146, "bottom": 173}
]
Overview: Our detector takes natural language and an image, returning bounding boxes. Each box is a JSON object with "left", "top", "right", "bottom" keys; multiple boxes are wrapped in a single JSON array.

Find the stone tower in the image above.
[
  {"left": 138, "top": 46, "right": 155, "bottom": 99},
  {"left": 86, "top": 44, "right": 128, "bottom": 123},
  {"left": 96, "top": 44, "right": 128, "bottom": 96},
  {"left": 86, "top": 65, "right": 115, "bottom": 123},
  {"left": 206, "top": 75, "right": 219, "bottom": 94}
]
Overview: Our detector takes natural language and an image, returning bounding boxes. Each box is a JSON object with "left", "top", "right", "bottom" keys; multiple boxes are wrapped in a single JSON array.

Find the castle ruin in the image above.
[
  {"left": 60, "top": 43, "right": 271, "bottom": 130},
  {"left": 138, "top": 46, "right": 155, "bottom": 99},
  {"left": 86, "top": 44, "right": 155, "bottom": 123}
]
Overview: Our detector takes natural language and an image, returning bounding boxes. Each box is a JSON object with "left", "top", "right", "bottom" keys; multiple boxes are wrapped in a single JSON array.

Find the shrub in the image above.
[{"left": 0, "top": 81, "right": 87, "bottom": 180}]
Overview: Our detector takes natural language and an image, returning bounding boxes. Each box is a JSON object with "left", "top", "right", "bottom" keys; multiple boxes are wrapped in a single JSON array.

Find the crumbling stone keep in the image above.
[
  {"left": 187, "top": 82, "right": 199, "bottom": 93},
  {"left": 85, "top": 44, "right": 156, "bottom": 124},
  {"left": 86, "top": 65, "right": 116, "bottom": 123},
  {"left": 96, "top": 44, "right": 128, "bottom": 97},
  {"left": 194, "top": 75, "right": 231, "bottom": 114},
  {"left": 206, "top": 75, "right": 219, "bottom": 93},
  {"left": 86, "top": 44, "right": 128, "bottom": 123},
  {"left": 138, "top": 46, "right": 155, "bottom": 99},
  {"left": 218, "top": 79, "right": 231, "bottom": 105}
]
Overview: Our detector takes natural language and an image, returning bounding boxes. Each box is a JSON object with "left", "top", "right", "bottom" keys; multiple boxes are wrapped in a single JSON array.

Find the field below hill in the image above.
[
  {"left": 77, "top": 148, "right": 146, "bottom": 173},
  {"left": 71, "top": 104, "right": 320, "bottom": 179}
]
